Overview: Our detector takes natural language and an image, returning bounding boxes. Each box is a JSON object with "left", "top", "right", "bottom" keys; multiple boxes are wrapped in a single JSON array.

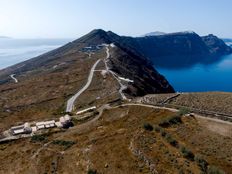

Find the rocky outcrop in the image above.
[{"left": 202, "top": 34, "right": 232, "bottom": 55}]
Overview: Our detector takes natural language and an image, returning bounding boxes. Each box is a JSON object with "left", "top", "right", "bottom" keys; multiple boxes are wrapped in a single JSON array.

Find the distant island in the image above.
[{"left": 0, "top": 36, "right": 11, "bottom": 39}]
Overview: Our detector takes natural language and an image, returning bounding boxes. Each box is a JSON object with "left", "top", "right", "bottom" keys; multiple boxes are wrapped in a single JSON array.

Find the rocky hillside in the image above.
[
  {"left": 0, "top": 29, "right": 174, "bottom": 130},
  {"left": 202, "top": 34, "right": 232, "bottom": 54},
  {"left": 0, "top": 29, "right": 174, "bottom": 95}
]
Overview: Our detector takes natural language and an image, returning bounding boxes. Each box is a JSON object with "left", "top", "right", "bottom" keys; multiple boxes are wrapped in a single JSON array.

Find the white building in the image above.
[
  {"left": 76, "top": 106, "right": 96, "bottom": 115},
  {"left": 11, "top": 122, "right": 32, "bottom": 135},
  {"left": 36, "top": 120, "right": 55, "bottom": 130},
  {"left": 59, "top": 115, "right": 71, "bottom": 127}
]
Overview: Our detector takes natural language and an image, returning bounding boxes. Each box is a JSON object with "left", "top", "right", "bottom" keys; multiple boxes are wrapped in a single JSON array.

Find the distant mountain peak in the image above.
[
  {"left": 74, "top": 29, "right": 113, "bottom": 45},
  {"left": 88, "top": 29, "right": 107, "bottom": 35}
]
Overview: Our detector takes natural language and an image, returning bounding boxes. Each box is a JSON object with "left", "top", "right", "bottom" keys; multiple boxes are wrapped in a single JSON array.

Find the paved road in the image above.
[
  {"left": 104, "top": 46, "right": 127, "bottom": 100},
  {"left": 66, "top": 59, "right": 101, "bottom": 112},
  {"left": 10, "top": 74, "right": 18, "bottom": 83}
]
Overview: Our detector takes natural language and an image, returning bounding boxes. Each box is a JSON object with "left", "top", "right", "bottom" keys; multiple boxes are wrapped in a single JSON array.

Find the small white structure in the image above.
[
  {"left": 118, "top": 77, "right": 134, "bottom": 83},
  {"left": 31, "top": 126, "right": 37, "bottom": 132},
  {"left": 101, "top": 70, "right": 108, "bottom": 78},
  {"left": 55, "top": 122, "right": 63, "bottom": 128},
  {"left": 11, "top": 122, "right": 32, "bottom": 135},
  {"left": 36, "top": 120, "right": 55, "bottom": 130},
  {"left": 76, "top": 106, "right": 97, "bottom": 115},
  {"left": 110, "top": 43, "right": 116, "bottom": 48},
  {"left": 59, "top": 115, "right": 71, "bottom": 127}
]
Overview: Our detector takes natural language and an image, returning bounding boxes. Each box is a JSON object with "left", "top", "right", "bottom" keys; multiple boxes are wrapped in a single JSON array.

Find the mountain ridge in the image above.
[{"left": 0, "top": 29, "right": 175, "bottom": 96}]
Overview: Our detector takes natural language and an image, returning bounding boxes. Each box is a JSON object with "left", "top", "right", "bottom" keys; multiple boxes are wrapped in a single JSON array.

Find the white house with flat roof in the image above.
[
  {"left": 36, "top": 120, "right": 55, "bottom": 130},
  {"left": 10, "top": 122, "right": 32, "bottom": 135}
]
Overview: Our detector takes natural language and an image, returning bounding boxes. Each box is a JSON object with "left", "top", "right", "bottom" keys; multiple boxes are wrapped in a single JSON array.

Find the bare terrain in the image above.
[{"left": 0, "top": 105, "right": 231, "bottom": 174}]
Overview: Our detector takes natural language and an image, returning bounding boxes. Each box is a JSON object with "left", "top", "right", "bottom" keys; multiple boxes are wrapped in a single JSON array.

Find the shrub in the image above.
[
  {"left": 31, "top": 135, "right": 46, "bottom": 142},
  {"left": 87, "top": 169, "right": 97, "bottom": 174},
  {"left": 159, "top": 118, "right": 170, "bottom": 127},
  {"left": 207, "top": 166, "right": 225, "bottom": 174},
  {"left": 159, "top": 115, "right": 182, "bottom": 127},
  {"left": 160, "top": 129, "right": 167, "bottom": 137},
  {"left": 178, "top": 107, "right": 190, "bottom": 116},
  {"left": 180, "top": 146, "right": 194, "bottom": 160},
  {"left": 143, "top": 123, "right": 153, "bottom": 131},
  {"left": 52, "top": 140, "right": 75, "bottom": 150},
  {"left": 165, "top": 134, "right": 178, "bottom": 147},
  {"left": 170, "top": 116, "right": 182, "bottom": 124},
  {"left": 194, "top": 154, "right": 208, "bottom": 172},
  {"left": 154, "top": 125, "right": 161, "bottom": 132}
]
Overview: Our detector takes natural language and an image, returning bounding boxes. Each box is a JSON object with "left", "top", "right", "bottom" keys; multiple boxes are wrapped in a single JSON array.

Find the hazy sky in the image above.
[{"left": 0, "top": 0, "right": 231, "bottom": 38}]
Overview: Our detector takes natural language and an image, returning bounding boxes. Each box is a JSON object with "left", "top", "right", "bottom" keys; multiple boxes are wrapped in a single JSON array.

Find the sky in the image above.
[{"left": 0, "top": 0, "right": 231, "bottom": 38}]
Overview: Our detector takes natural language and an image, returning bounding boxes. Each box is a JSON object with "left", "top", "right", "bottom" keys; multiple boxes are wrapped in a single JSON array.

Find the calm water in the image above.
[
  {"left": 0, "top": 38, "right": 72, "bottom": 69},
  {"left": 157, "top": 53, "right": 232, "bottom": 92}
]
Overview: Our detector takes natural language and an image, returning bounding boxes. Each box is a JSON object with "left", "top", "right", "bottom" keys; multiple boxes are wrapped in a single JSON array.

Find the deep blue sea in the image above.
[
  {"left": 157, "top": 51, "right": 232, "bottom": 92},
  {"left": 0, "top": 38, "right": 72, "bottom": 69}
]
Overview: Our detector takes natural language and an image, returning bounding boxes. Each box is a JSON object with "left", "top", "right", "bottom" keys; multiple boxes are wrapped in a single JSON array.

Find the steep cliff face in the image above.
[
  {"left": 136, "top": 32, "right": 210, "bottom": 57},
  {"left": 67, "top": 29, "right": 175, "bottom": 95},
  {"left": 106, "top": 31, "right": 232, "bottom": 68},
  {"left": 202, "top": 34, "right": 232, "bottom": 55},
  {"left": 108, "top": 45, "right": 174, "bottom": 96}
]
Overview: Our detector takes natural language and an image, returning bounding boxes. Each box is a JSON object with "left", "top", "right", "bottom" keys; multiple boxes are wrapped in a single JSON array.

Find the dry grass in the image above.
[
  {"left": 0, "top": 49, "right": 111, "bottom": 130},
  {"left": 169, "top": 92, "right": 232, "bottom": 115},
  {"left": 0, "top": 105, "right": 231, "bottom": 173}
]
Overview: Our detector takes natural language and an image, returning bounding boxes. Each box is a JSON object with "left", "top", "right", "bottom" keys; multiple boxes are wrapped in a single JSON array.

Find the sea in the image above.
[
  {"left": 156, "top": 43, "right": 232, "bottom": 92},
  {"left": 0, "top": 38, "right": 232, "bottom": 92},
  {"left": 0, "top": 38, "right": 72, "bottom": 69}
]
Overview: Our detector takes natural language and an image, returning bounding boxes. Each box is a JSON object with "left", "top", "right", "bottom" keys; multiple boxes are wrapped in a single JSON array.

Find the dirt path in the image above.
[
  {"left": 10, "top": 74, "right": 18, "bottom": 83},
  {"left": 104, "top": 45, "right": 127, "bottom": 100}
]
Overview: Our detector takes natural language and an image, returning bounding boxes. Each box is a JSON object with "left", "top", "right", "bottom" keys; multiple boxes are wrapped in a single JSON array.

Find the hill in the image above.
[
  {"left": 0, "top": 29, "right": 174, "bottom": 130},
  {"left": 0, "top": 29, "right": 231, "bottom": 174}
]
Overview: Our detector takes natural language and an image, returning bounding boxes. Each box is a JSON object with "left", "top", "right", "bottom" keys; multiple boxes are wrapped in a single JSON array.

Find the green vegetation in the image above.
[
  {"left": 143, "top": 123, "right": 153, "bottom": 131},
  {"left": 159, "top": 115, "right": 182, "bottom": 127},
  {"left": 194, "top": 154, "right": 208, "bottom": 172},
  {"left": 207, "top": 166, "right": 225, "bottom": 174},
  {"left": 87, "top": 169, "right": 97, "bottom": 174},
  {"left": 154, "top": 125, "right": 178, "bottom": 147},
  {"left": 159, "top": 107, "right": 190, "bottom": 127},
  {"left": 160, "top": 128, "right": 167, "bottom": 137},
  {"left": 71, "top": 117, "right": 80, "bottom": 125},
  {"left": 31, "top": 135, "right": 47, "bottom": 142},
  {"left": 154, "top": 125, "right": 161, "bottom": 132},
  {"left": 165, "top": 133, "right": 178, "bottom": 147},
  {"left": 177, "top": 107, "right": 190, "bottom": 116},
  {"left": 180, "top": 146, "right": 194, "bottom": 161},
  {"left": 52, "top": 140, "right": 75, "bottom": 150}
]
